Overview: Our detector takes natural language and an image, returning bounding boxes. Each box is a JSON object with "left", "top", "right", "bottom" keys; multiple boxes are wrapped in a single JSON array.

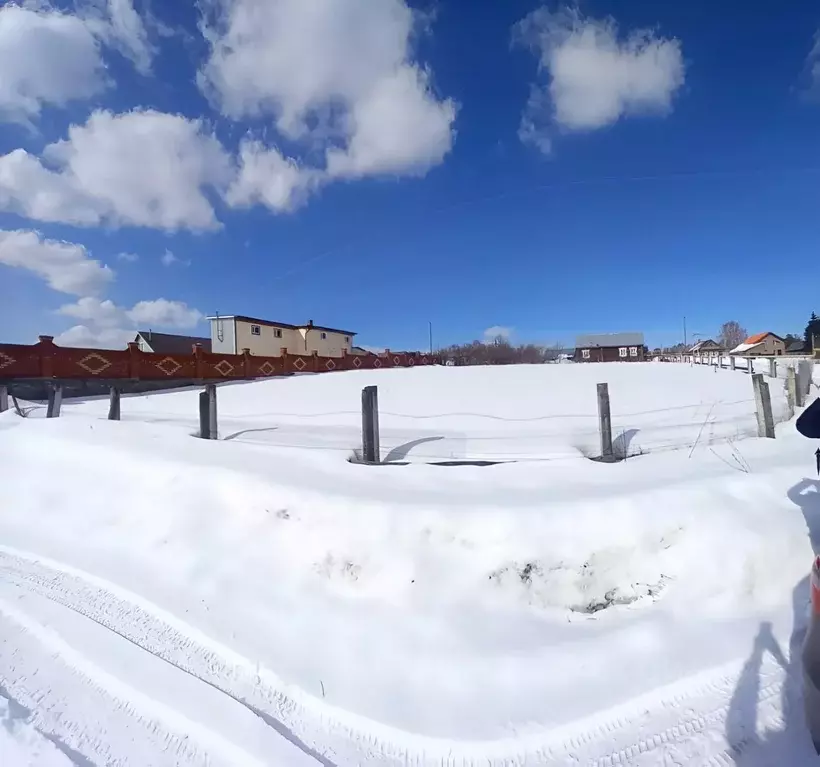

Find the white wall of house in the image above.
[
  {"left": 295, "top": 327, "right": 352, "bottom": 357},
  {"left": 209, "top": 317, "right": 354, "bottom": 357},
  {"left": 236, "top": 320, "right": 294, "bottom": 356},
  {"left": 210, "top": 317, "right": 237, "bottom": 354},
  {"left": 749, "top": 335, "right": 786, "bottom": 356},
  {"left": 136, "top": 334, "right": 153, "bottom": 353}
]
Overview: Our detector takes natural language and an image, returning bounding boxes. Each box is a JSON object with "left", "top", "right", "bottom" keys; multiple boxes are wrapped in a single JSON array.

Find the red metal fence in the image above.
[{"left": 0, "top": 336, "right": 440, "bottom": 382}]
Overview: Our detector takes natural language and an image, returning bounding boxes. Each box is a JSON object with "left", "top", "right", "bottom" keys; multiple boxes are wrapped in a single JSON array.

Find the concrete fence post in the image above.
[
  {"left": 108, "top": 386, "right": 121, "bottom": 421},
  {"left": 597, "top": 382, "right": 614, "bottom": 461},
  {"left": 730, "top": 356, "right": 736, "bottom": 371},
  {"left": 46, "top": 382, "right": 63, "bottom": 418},
  {"left": 0, "top": 384, "right": 7, "bottom": 414},
  {"left": 752, "top": 373, "right": 775, "bottom": 439},
  {"left": 361, "top": 386, "right": 380, "bottom": 464},
  {"left": 787, "top": 367, "right": 797, "bottom": 418},
  {"left": 769, "top": 358, "right": 777, "bottom": 378},
  {"left": 199, "top": 383, "right": 218, "bottom": 439}
]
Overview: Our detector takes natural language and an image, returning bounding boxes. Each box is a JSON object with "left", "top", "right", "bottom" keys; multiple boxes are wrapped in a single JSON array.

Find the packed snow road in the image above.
[{"left": 0, "top": 544, "right": 816, "bottom": 767}]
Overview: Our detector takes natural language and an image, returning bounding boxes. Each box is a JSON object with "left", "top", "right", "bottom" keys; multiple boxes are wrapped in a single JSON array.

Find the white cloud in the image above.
[
  {"left": 808, "top": 31, "right": 820, "bottom": 91},
  {"left": 0, "top": 4, "right": 105, "bottom": 124},
  {"left": 0, "top": 109, "right": 233, "bottom": 231},
  {"left": 0, "top": 228, "right": 113, "bottom": 295},
  {"left": 484, "top": 326, "right": 513, "bottom": 342},
  {"left": 55, "top": 296, "right": 203, "bottom": 348},
  {"left": 226, "top": 140, "right": 314, "bottom": 212},
  {"left": 54, "top": 323, "right": 136, "bottom": 349},
  {"left": 58, "top": 296, "right": 124, "bottom": 325},
  {"left": 0, "top": 2, "right": 155, "bottom": 125},
  {"left": 128, "top": 298, "right": 202, "bottom": 328},
  {"left": 117, "top": 251, "right": 139, "bottom": 262},
  {"left": 514, "top": 7, "right": 684, "bottom": 151},
  {"left": 198, "top": 0, "right": 456, "bottom": 201},
  {"left": 85, "top": 0, "right": 155, "bottom": 75}
]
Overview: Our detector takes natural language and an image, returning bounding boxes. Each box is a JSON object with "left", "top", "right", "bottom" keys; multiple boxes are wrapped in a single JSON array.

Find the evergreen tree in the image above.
[{"left": 805, "top": 313, "right": 820, "bottom": 351}]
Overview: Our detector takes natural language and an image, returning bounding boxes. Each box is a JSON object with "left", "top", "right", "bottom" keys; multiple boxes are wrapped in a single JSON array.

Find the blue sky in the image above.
[{"left": 1, "top": 0, "right": 819, "bottom": 351}]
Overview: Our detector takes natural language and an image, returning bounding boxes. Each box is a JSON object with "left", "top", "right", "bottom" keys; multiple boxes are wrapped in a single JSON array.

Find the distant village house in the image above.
[
  {"left": 574, "top": 332, "right": 646, "bottom": 363},
  {"left": 689, "top": 339, "right": 724, "bottom": 356},
  {"left": 208, "top": 315, "right": 356, "bottom": 358},
  {"left": 729, "top": 332, "right": 785, "bottom": 356},
  {"left": 135, "top": 331, "right": 211, "bottom": 354}
]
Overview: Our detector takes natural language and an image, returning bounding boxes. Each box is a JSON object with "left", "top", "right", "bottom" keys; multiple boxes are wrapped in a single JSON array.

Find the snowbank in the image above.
[{"left": 0, "top": 362, "right": 817, "bottom": 764}]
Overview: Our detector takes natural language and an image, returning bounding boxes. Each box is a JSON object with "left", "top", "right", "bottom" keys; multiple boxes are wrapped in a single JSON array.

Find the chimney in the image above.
[
  {"left": 149, "top": 329, "right": 152, "bottom": 340},
  {"left": 308, "top": 320, "right": 314, "bottom": 327}
]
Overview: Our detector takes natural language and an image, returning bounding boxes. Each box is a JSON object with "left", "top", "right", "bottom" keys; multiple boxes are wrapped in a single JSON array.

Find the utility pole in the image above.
[
  {"left": 683, "top": 316, "right": 687, "bottom": 349},
  {"left": 428, "top": 321, "right": 433, "bottom": 355}
]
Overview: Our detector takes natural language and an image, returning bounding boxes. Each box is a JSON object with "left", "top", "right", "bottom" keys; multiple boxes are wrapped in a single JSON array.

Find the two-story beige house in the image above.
[
  {"left": 729, "top": 332, "right": 786, "bottom": 356},
  {"left": 207, "top": 315, "right": 356, "bottom": 358}
]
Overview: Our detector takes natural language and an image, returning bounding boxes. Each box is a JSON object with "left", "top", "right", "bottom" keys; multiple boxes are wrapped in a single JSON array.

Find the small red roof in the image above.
[{"left": 742, "top": 332, "right": 781, "bottom": 345}]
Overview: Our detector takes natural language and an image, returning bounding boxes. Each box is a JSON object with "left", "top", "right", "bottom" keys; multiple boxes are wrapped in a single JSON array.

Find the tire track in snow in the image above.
[
  {"left": 0, "top": 545, "right": 795, "bottom": 766},
  {"left": 0, "top": 597, "right": 270, "bottom": 767}
]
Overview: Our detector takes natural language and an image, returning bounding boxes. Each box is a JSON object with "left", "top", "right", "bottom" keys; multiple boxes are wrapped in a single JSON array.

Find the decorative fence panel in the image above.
[{"left": 0, "top": 336, "right": 440, "bottom": 382}]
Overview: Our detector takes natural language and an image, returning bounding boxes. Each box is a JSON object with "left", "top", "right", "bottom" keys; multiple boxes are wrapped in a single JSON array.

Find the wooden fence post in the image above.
[
  {"left": 752, "top": 373, "right": 775, "bottom": 439},
  {"left": 769, "top": 358, "right": 777, "bottom": 378},
  {"left": 719, "top": 356, "right": 725, "bottom": 369},
  {"left": 730, "top": 356, "right": 736, "bottom": 371},
  {"left": 597, "top": 382, "right": 614, "bottom": 460},
  {"left": 108, "top": 386, "right": 121, "bottom": 421},
  {"left": 0, "top": 384, "right": 7, "bottom": 413},
  {"left": 787, "top": 367, "right": 797, "bottom": 418},
  {"left": 361, "top": 385, "right": 380, "bottom": 464},
  {"left": 241, "top": 348, "right": 252, "bottom": 379},
  {"left": 312, "top": 350, "right": 320, "bottom": 373},
  {"left": 199, "top": 384, "right": 218, "bottom": 439},
  {"left": 46, "top": 382, "right": 63, "bottom": 418}
]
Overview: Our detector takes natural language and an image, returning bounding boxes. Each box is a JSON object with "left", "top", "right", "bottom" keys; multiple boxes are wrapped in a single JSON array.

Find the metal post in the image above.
[
  {"left": 769, "top": 358, "right": 777, "bottom": 378},
  {"left": 597, "top": 382, "right": 614, "bottom": 461},
  {"left": 752, "top": 374, "right": 775, "bottom": 439},
  {"left": 46, "top": 383, "right": 63, "bottom": 418},
  {"left": 198, "top": 386, "right": 217, "bottom": 440},
  {"left": 787, "top": 366, "right": 797, "bottom": 418},
  {"left": 108, "top": 386, "right": 121, "bottom": 421},
  {"left": 0, "top": 385, "right": 7, "bottom": 413},
  {"left": 361, "top": 385, "right": 380, "bottom": 464}
]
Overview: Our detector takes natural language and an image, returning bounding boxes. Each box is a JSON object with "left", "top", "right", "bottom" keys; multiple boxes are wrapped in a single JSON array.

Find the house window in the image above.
[
  {"left": 321, "top": 332, "right": 327, "bottom": 340},
  {"left": 274, "top": 329, "right": 282, "bottom": 338},
  {"left": 344, "top": 336, "right": 350, "bottom": 343},
  {"left": 582, "top": 349, "right": 591, "bottom": 359},
  {"left": 619, "top": 347, "right": 627, "bottom": 358},
  {"left": 629, "top": 346, "right": 638, "bottom": 357},
  {"left": 250, "top": 325, "right": 261, "bottom": 336}
]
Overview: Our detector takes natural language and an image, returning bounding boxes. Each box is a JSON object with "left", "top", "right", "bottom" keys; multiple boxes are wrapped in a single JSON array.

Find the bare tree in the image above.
[{"left": 719, "top": 321, "right": 747, "bottom": 350}]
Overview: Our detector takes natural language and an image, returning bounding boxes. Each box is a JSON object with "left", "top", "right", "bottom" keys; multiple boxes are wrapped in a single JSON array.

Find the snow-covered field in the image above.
[{"left": 1, "top": 361, "right": 820, "bottom": 765}]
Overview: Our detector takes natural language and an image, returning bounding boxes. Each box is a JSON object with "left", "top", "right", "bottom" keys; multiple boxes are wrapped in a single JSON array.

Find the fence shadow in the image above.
[
  {"left": 723, "top": 480, "right": 820, "bottom": 763},
  {"left": 613, "top": 428, "right": 640, "bottom": 459},
  {"left": 383, "top": 436, "right": 445, "bottom": 463}
]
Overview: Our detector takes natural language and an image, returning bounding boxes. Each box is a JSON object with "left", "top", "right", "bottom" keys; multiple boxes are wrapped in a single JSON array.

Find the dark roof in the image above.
[
  {"left": 786, "top": 340, "right": 806, "bottom": 353},
  {"left": 206, "top": 315, "right": 356, "bottom": 337},
  {"left": 136, "top": 331, "right": 211, "bottom": 354},
  {"left": 576, "top": 332, "right": 645, "bottom": 348}
]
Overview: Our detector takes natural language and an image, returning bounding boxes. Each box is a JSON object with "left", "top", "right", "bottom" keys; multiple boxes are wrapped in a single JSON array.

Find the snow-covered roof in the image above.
[{"left": 729, "top": 341, "right": 764, "bottom": 354}]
